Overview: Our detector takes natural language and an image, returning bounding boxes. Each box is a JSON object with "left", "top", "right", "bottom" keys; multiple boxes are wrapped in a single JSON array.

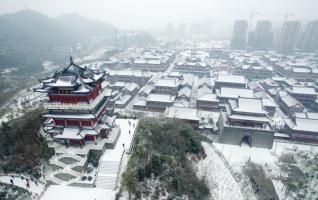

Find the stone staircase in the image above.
[{"left": 95, "top": 161, "right": 120, "bottom": 189}]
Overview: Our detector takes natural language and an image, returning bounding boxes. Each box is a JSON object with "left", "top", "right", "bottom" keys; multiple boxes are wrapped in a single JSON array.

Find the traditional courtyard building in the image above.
[
  {"left": 276, "top": 92, "right": 305, "bottom": 117},
  {"left": 284, "top": 112, "right": 318, "bottom": 143},
  {"left": 138, "top": 85, "right": 154, "bottom": 97},
  {"left": 214, "top": 74, "right": 248, "bottom": 89},
  {"left": 108, "top": 70, "right": 151, "bottom": 86},
  {"left": 197, "top": 77, "right": 213, "bottom": 89},
  {"left": 181, "top": 74, "right": 194, "bottom": 89},
  {"left": 286, "top": 86, "right": 318, "bottom": 106},
  {"left": 216, "top": 87, "right": 254, "bottom": 103},
  {"left": 217, "top": 97, "right": 274, "bottom": 148},
  {"left": 177, "top": 87, "right": 192, "bottom": 101},
  {"left": 262, "top": 98, "right": 277, "bottom": 116},
  {"left": 167, "top": 107, "right": 200, "bottom": 129},
  {"left": 273, "top": 61, "right": 318, "bottom": 82},
  {"left": 237, "top": 64, "right": 273, "bottom": 80},
  {"left": 146, "top": 94, "right": 175, "bottom": 112},
  {"left": 260, "top": 78, "right": 281, "bottom": 96},
  {"left": 174, "top": 61, "right": 210, "bottom": 76},
  {"left": 132, "top": 56, "right": 171, "bottom": 72},
  {"left": 196, "top": 86, "right": 219, "bottom": 111},
  {"left": 35, "top": 57, "right": 113, "bottom": 147},
  {"left": 153, "top": 78, "right": 180, "bottom": 95}
]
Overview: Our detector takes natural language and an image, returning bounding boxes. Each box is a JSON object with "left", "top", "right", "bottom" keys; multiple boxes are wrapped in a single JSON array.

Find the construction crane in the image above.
[
  {"left": 258, "top": 12, "right": 294, "bottom": 24},
  {"left": 283, "top": 12, "right": 294, "bottom": 24},
  {"left": 247, "top": 11, "right": 259, "bottom": 32}
]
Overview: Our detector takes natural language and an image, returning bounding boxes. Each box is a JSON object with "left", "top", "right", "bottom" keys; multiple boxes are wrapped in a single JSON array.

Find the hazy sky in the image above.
[{"left": 0, "top": 0, "right": 317, "bottom": 29}]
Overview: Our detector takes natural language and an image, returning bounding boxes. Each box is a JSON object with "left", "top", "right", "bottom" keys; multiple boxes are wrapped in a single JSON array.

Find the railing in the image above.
[
  {"left": 43, "top": 89, "right": 108, "bottom": 111},
  {"left": 225, "top": 122, "right": 273, "bottom": 132},
  {"left": 114, "top": 150, "right": 125, "bottom": 190}
]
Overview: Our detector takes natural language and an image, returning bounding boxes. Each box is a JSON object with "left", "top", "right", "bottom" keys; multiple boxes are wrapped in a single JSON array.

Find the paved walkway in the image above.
[
  {"left": 95, "top": 119, "right": 139, "bottom": 189},
  {"left": 0, "top": 175, "right": 45, "bottom": 196}
]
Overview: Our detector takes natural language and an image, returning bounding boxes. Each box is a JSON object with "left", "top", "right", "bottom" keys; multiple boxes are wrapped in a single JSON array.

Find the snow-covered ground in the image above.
[
  {"left": 104, "top": 119, "right": 138, "bottom": 161},
  {"left": 196, "top": 142, "right": 251, "bottom": 200},
  {"left": 0, "top": 86, "right": 46, "bottom": 124},
  {"left": 0, "top": 175, "right": 45, "bottom": 198},
  {"left": 41, "top": 185, "right": 115, "bottom": 200},
  {"left": 212, "top": 141, "right": 318, "bottom": 200}
]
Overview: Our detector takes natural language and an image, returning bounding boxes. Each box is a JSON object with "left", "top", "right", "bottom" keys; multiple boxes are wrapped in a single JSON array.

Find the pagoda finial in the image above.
[{"left": 70, "top": 56, "right": 73, "bottom": 64}]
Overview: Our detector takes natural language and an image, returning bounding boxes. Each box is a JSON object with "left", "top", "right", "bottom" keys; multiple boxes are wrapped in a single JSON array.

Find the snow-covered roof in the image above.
[
  {"left": 46, "top": 75, "right": 77, "bottom": 87},
  {"left": 280, "top": 94, "right": 303, "bottom": 108},
  {"left": 115, "top": 94, "right": 131, "bottom": 105},
  {"left": 167, "top": 107, "right": 200, "bottom": 121},
  {"left": 139, "top": 85, "right": 153, "bottom": 95},
  {"left": 262, "top": 98, "right": 277, "bottom": 108},
  {"left": 134, "top": 59, "right": 146, "bottom": 64},
  {"left": 182, "top": 74, "right": 194, "bottom": 86},
  {"left": 133, "top": 99, "right": 147, "bottom": 106},
  {"left": 292, "top": 118, "right": 318, "bottom": 133},
  {"left": 218, "top": 87, "right": 254, "bottom": 99},
  {"left": 110, "top": 81, "right": 127, "bottom": 88},
  {"left": 148, "top": 59, "right": 161, "bottom": 65},
  {"left": 173, "top": 99, "right": 190, "bottom": 108},
  {"left": 108, "top": 70, "right": 150, "bottom": 78},
  {"left": 43, "top": 113, "right": 96, "bottom": 119},
  {"left": 178, "top": 87, "right": 191, "bottom": 98},
  {"left": 294, "top": 112, "right": 318, "bottom": 119},
  {"left": 168, "top": 71, "right": 182, "bottom": 78},
  {"left": 229, "top": 114, "right": 270, "bottom": 122},
  {"left": 231, "top": 98, "right": 267, "bottom": 114},
  {"left": 292, "top": 67, "right": 311, "bottom": 73},
  {"left": 197, "top": 86, "right": 212, "bottom": 98},
  {"left": 247, "top": 81, "right": 260, "bottom": 90},
  {"left": 263, "top": 79, "right": 279, "bottom": 87},
  {"left": 54, "top": 127, "right": 82, "bottom": 139},
  {"left": 216, "top": 74, "right": 247, "bottom": 84},
  {"left": 155, "top": 78, "right": 179, "bottom": 88},
  {"left": 73, "top": 84, "right": 91, "bottom": 93},
  {"left": 198, "top": 93, "right": 219, "bottom": 102},
  {"left": 123, "top": 82, "right": 139, "bottom": 92},
  {"left": 35, "top": 57, "right": 107, "bottom": 93},
  {"left": 289, "top": 87, "right": 317, "bottom": 95},
  {"left": 198, "top": 77, "right": 212, "bottom": 88},
  {"left": 146, "top": 94, "right": 175, "bottom": 103}
]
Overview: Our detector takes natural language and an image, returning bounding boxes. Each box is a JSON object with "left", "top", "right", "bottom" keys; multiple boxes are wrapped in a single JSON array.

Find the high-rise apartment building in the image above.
[
  {"left": 230, "top": 20, "right": 248, "bottom": 49},
  {"left": 277, "top": 21, "right": 301, "bottom": 53}
]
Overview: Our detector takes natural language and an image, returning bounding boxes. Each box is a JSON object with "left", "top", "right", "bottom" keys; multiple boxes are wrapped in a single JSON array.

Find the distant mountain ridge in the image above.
[
  {"left": 0, "top": 9, "right": 116, "bottom": 71},
  {"left": 0, "top": 10, "right": 76, "bottom": 47},
  {"left": 55, "top": 13, "right": 116, "bottom": 39},
  {"left": 0, "top": 10, "right": 116, "bottom": 48}
]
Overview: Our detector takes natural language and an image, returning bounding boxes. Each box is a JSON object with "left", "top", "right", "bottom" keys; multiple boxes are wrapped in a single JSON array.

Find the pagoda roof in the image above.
[
  {"left": 45, "top": 122, "right": 110, "bottom": 140},
  {"left": 35, "top": 56, "right": 108, "bottom": 93},
  {"left": 42, "top": 113, "right": 96, "bottom": 119}
]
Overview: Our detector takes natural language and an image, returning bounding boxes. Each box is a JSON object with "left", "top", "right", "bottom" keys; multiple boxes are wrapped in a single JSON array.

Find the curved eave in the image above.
[{"left": 34, "top": 87, "right": 50, "bottom": 93}]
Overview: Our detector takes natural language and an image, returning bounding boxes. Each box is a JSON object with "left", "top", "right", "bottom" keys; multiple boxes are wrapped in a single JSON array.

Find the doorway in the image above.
[{"left": 240, "top": 135, "right": 251, "bottom": 147}]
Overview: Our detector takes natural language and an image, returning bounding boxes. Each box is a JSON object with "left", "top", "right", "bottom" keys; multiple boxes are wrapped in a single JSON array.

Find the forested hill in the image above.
[
  {"left": 0, "top": 109, "right": 54, "bottom": 177},
  {"left": 0, "top": 10, "right": 115, "bottom": 71},
  {"left": 121, "top": 118, "right": 210, "bottom": 199},
  {"left": 0, "top": 10, "right": 77, "bottom": 48}
]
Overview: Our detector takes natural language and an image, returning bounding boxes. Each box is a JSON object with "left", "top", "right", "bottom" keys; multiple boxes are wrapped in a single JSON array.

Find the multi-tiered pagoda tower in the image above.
[{"left": 35, "top": 57, "right": 112, "bottom": 147}]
